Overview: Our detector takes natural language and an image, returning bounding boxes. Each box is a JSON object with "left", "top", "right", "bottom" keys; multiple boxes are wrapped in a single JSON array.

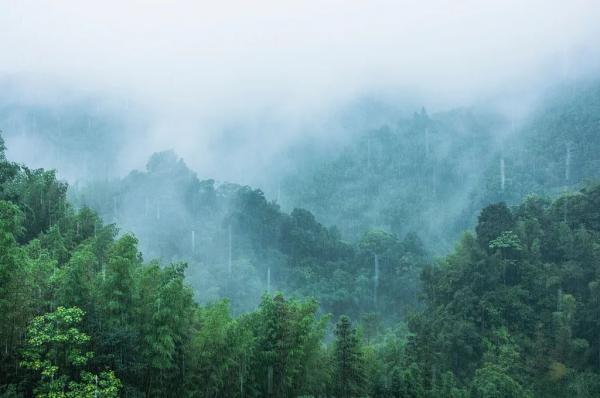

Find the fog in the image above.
[{"left": 1, "top": 0, "right": 600, "bottom": 183}]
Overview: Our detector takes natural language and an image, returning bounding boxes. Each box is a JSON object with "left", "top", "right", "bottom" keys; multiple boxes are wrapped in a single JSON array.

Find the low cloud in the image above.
[{"left": 1, "top": 0, "right": 599, "bottom": 182}]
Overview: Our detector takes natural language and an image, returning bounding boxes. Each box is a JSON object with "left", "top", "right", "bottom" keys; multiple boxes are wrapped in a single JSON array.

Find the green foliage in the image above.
[
  {"left": 247, "top": 293, "right": 329, "bottom": 397},
  {"left": 489, "top": 230, "right": 522, "bottom": 252},
  {"left": 187, "top": 300, "right": 252, "bottom": 397},
  {"left": 21, "top": 307, "right": 91, "bottom": 375},
  {"left": 72, "top": 149, "right": 429, "bottom": 321},
  {"left": 0, "top": 201, "right": 33, "bottom": 384},
  {"left": 471, "top": 364, "right": 532, "bottom": 398},
  {"left": 20, "top": 306, "right": 121, "bottom": 398},
  {"left": 66, "top": 371, "right": 121, "bottom": 398},
  {"left": 431, "top": 372, "right": 468, "bottom": 398},
  {"left": 476, "top": 203, "right": 514, "bottom": 252},
  {"left": 333, "top": 315, "right": 367, "bottom": 398},
  {"left": 408, "top": 186, "right": 600, "bottom": 397}
]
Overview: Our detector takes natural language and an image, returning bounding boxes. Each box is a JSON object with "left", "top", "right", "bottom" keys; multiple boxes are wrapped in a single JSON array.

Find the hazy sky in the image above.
[{"left": 1, "top": 0, "right": 600, "bottom": 181}]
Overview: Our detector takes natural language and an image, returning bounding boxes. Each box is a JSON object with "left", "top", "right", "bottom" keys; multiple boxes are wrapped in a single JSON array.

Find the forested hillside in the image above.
[
  {"left": 408, "top": 187, "right": 600, "bottom": 397},
  {"left": 2, "top": 132, "right": 600, "bottom": 397},
  {"left": 63, "top": 80, "right": 600, "bottom": 325},
  {"left": 70, "top": 150, "right": 427, "bottom": 320},
  {"left": 283, "top": 81, "right": 600, "bottom": 252}
]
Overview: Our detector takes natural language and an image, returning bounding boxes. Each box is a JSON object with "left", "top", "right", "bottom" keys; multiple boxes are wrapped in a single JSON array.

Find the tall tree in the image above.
[{"left": 333, "top": 315, "right": 366, "bottom": 398}]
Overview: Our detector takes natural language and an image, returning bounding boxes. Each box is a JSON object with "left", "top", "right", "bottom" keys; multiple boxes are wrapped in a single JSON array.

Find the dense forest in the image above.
[
  {"left": 59, "top": 80, "right": 600, "bottom": 320},
  {"left": 283, "top": 81, "right": 600, "bottom": 252},
  {"left": 2, "top": 77, "right": 600, "bottom": 396},
  {"left": 68, "top": 150, "right": 427, "bottom": 320}
]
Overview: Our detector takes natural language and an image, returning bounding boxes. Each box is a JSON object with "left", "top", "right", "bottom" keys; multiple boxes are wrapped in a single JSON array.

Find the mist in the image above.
[{"left": 1, "top": 0, "right": 599, "bottom": 184}]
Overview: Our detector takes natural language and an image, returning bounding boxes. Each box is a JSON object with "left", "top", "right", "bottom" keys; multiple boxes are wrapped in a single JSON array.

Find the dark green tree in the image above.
[{"left": 333, "top": 315, "right": 366, "bottom": 398}]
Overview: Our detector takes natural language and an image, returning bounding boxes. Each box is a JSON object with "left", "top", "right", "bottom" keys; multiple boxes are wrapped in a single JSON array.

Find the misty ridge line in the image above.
[
  {"left": 0, "top": 76, "right": 596, "bottom": 321},
  {"left": 2, "top": 78, "right": 598, "bottom": 234},
  {"left": 49, "top": 77, "right": 596, "bottom": 297},
  {"left": 0, "top": 80, "right": 576, "bottom": 181},
  {"left": 1, "top": 61, "right": 598, "bottom": 273}
]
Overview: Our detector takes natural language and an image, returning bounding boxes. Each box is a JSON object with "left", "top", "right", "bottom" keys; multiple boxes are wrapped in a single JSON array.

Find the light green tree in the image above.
[{"left": 20, "top": 306, "right": 121, "bottom": 398}]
